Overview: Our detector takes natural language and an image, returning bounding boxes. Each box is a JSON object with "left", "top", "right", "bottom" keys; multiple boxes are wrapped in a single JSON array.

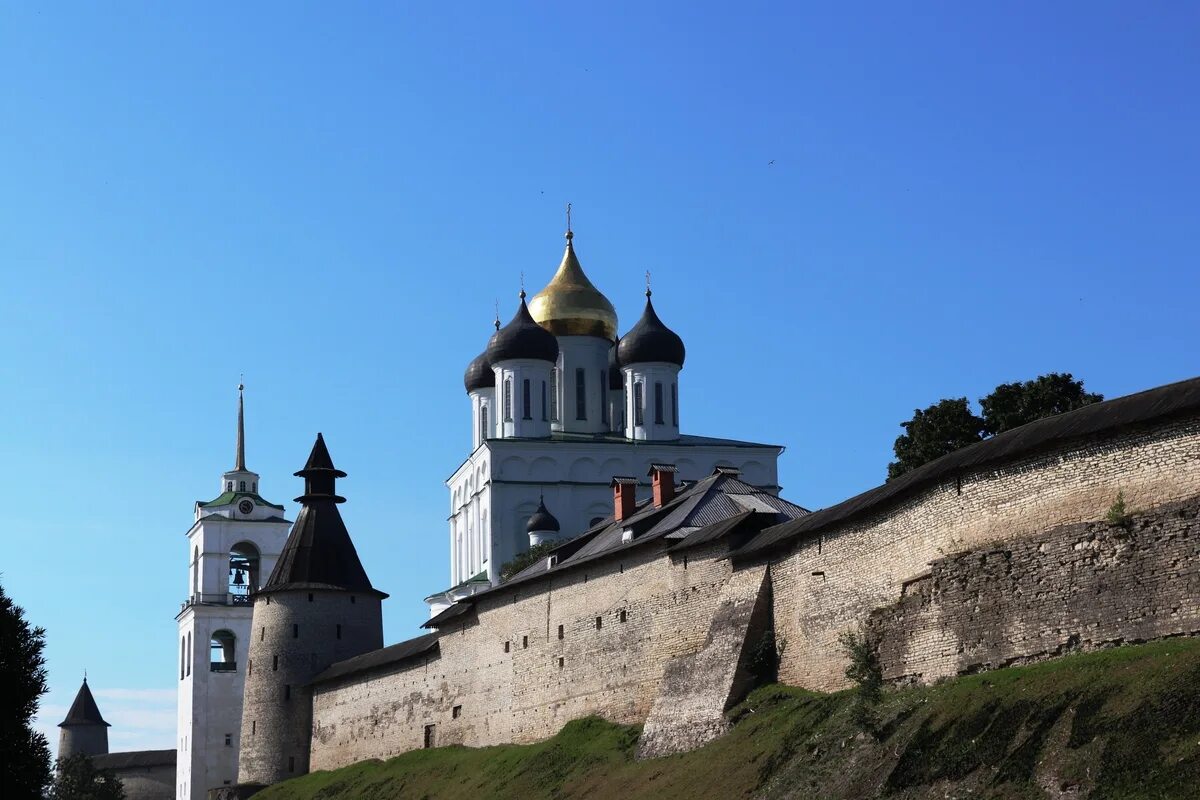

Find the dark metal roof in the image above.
[
  {"left": 91, "top": 750, "right": 176, "bottom": 769},
  {"left": 667, "top": 510, "right": 760, "bottom": 552},
  {"left": 737, "top": 375, "right": 1200, "bottom": 558},
  {"left": 421, "top": 601, "right": 475, "bottom": 629},
  {"left": 526, "top": 497, "right": 560, "bottom": 532},
  {"left": 311, "top": 633, "right": 440, "bottom": 684},
  {"left": 617, "top": 291, "right": 685, "bottom": 368},
  {"left": 59, "top": 679, "right": 109, "bottom": 727},
  {"left": 463, "top": 349, "right": 494, "bottom": 393},
  {"left": 261, "top": 435, "right": 386, "bottom": 598},
  {"left": 487, "top": 292, "right": 559, "bottom": 364},
  {"left": 608, "top": 340, "right": 624, "bottom": 389}
]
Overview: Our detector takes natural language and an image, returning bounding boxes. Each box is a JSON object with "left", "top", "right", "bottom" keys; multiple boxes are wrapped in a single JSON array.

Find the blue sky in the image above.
[{"left": 2, "top": 3, "right": 1197, "bottom": 753}]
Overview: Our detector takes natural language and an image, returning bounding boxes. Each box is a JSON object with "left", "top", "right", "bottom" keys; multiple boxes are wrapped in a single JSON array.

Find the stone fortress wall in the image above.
[{"left": 301, "top": 389, "right": 1200, "bottom": 772}]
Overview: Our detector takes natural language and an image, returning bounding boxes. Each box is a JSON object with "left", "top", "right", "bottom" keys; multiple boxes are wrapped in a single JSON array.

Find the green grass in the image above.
[{"left": 258, "top": 638, "right": 1200, "bottom": 800}]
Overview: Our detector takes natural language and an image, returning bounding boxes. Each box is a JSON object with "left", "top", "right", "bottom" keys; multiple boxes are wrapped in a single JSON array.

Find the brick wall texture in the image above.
[{"left": 302, "top": 412, "right": 1200, "bottom": 771}]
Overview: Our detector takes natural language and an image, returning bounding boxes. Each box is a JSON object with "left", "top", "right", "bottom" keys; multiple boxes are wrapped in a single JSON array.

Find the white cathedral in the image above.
[{"left": 172, "top": 223, "right": 784, "bottom": 798}]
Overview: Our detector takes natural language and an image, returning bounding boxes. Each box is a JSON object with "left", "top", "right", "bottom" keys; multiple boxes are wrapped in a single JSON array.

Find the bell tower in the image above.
[{"left": 175, "top": 385, "right": 292, "bottom": 800}]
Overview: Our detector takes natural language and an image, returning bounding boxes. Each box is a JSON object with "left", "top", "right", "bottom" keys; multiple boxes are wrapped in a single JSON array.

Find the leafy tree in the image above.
[
  {"left": 50, "top": 754, "right": 126, "bottom": 800},
  {"left": 980, "top": 372, "right": 1103, "bottom": 436},
  {"left": 500, "top": 540, "right": 572, "bottom": 583},
  {"left": 0, "top": 580, "right": 53, "bottom": 798},
  {"left": 887, "top": 398, "right": 984, "bottom": 480}
]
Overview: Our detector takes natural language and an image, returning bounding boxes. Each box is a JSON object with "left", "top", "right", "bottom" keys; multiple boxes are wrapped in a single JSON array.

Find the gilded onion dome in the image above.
[{"left": 529, "top": 231, "right": 618, "bottom": 339}]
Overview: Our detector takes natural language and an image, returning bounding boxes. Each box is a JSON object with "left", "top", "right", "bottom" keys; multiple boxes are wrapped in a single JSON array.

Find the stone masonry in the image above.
[
  {"left": 292, "top": 402, "right": 1200, "bottom": 773},
  {"left": 868, "top": 496, "right": 1200, "bottom": 683}
]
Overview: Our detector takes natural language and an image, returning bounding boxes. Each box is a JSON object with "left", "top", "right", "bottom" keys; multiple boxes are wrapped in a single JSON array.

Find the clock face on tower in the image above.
[{"left": 238, "top": 500, "right": 254, "bottom": 515}]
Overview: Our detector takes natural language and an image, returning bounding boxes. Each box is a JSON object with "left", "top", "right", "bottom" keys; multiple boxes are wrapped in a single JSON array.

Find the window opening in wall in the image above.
[
  {"left": 224, "top": 734, "right": 232, "bottom": 747},
  {"left": 595, "top": 616, "right": 602, "bottom": 630},
  {"left": 308, "top": 593, "right": 314, "bottom": 602},
  {"left": 260, "top": 627, "right": 264, "bottom": 641},
  {"left": 424, "top": 724, "right": 436, "bottom": 749},
  {"left": 272, "top": 655, "right": 278, "bottom": 671},
  {"left": 558, "top": 657, "right": 564, "bottom": 669},
  {"left": 452, "top": 705, "right": 462, "bottom": 719},
  {"left": 600, "top": 370, "right": 608, "bottom": 424},
  {"left": 239, "top": 481, "right": 246, "bottom": 492},
  {"left": 210, "top": 630, "right": 236, "bottom": 672},
  {"left": 288, "top": 756, "right": 295, "bottom": 773},
  {"left": 504, "top": 641, "right": 510, "bottom": 653},
  {"left": 541, "top": 381, "right": 548, "bottom": 421},
  {"left": 575, "top": 368, "right": 586, "bottom": 420},
  {"left": 336, "top": 624, "right": 342, "bottom": 640},
  {"left": 226, "top": 481, "right": 233, "bottom": 491},
  {"left": 522, "top": 635, "right": 529, "bottom": 649},
  {"left": 284, "top": 684, "right": 291, "bottom": 700},
  {"left": 634, "top": 382, "right": 644, "bottom": 426},
  {"left": 248, "top": 660, "right": 252, "bottom": 676},
  {"left": 186, "top": 633, "right": 191, "bottom": 676},
  {"left": 480, "top": 405, "right": 489, "bottom": 442},
  {"left": 522, "top": 378, "right": 531, "bottom": 420},
  {"left": 550, "top": 368, "right": 559, "bottom": 421},
  {"left": 180, "top": 636, "right": 186, "bottom": 680},
  {"left": 252, "top": 482, "right": 257, "bottom": 492},
  {"left": 619, "top": 609, "right": 627, "bottom": 623},
  {"left": 229, "top": 543, "right": 259, "bottom": 602},
  {"left": 672, "top": 383, "right": 678, "bottom": 426},
  {"left": 351, "top": 595, "right": 356, "bottom": 604},
  {"left": 557, "top": 624, "right": 564, "bottom": 640},
  {"left": 504, "top": 378, "right": 513, "bottom": 422},
  {"left": 251, "top": 720, "right": 256, "bottom": 735},
  {"left": 654, "top": 382, "right": 664, "bottom": 424},
  {"left": 293, "top": 624, "right": 299, "bottom": 639}
]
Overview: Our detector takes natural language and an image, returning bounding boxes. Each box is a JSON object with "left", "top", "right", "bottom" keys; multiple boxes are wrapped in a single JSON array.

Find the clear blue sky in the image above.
[{"left": 2, "top": 3, "right": 1196, "bottom": 753}]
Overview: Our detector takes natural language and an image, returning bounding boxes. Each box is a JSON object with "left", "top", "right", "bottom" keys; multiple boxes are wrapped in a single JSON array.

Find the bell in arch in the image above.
[{"left": 232, "top": 570, "right": 245, "bottom": 586}]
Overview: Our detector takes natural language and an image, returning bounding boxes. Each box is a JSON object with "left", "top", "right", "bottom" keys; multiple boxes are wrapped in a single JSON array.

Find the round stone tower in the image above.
[
  {"left": 236, "top": 433, "right": 386, "bottom": 788},
  {"left": 57, "top": 677, "right": 110, "bottom": 762}
]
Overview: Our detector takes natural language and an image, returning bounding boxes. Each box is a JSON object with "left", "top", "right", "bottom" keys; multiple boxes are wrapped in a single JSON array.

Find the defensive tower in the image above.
[
  {"left": 57, "top": 677, "right": 110, "bottom": 762},
  {"left": 237, "top": 433, "right": 386, "bottom": 787}
]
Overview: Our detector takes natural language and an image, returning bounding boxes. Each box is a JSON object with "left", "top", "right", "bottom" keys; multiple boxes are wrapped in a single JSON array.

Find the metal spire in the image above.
[{"left": 235, "top": 379, "right": 246, "bottom": 471}]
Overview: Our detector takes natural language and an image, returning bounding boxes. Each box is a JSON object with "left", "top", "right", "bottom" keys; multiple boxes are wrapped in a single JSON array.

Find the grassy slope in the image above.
[{"left": 259, "top": 638, "right": 1200, "bottom": 800}]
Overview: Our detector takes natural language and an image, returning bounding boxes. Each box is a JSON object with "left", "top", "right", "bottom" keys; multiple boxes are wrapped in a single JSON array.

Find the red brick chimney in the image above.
[
  {"left": 648, "top": 463, "right": 678, "bottom": 507},
  {"left": 611, "top": 477, "right": 638, "bottom": 521}
]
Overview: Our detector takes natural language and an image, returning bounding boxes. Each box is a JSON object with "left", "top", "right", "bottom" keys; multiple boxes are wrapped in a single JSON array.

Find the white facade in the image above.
[
  {"left": 175, "top": 461, "right": 289, "bottom": 798},
  {"left": 623, "top": 362, "right": 682, "bottom": 441},
  {"left": 553, "top": 336, "right": 615, "bottom": 434},
  {"left": 442, "top": 436, "right": 782, "bottom": 593}
]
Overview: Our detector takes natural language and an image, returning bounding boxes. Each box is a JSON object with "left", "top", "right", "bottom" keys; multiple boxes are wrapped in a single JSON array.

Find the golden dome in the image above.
[{"left": 528, "top": 232, "right": 618, "bottom": 339}]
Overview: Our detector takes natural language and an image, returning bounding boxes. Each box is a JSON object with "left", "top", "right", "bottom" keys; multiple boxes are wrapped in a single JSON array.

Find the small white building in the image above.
[
  {"left": 429, "top": 227, "right": 783, "bottom": 613},
  {"left": 175, "top": 388, "right": 291, "bottom": 799}
]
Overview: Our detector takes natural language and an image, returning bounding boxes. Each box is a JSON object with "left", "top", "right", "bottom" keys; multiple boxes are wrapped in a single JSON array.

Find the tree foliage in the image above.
[
  {"left": 0, "top": 580, "right": 53, "bottom": 798},
  {"left": 887, "top": 398, "right": 984, "bottom": 480},
  {"left": 888, "top": 373, "right": 1103, "bottom": 479},
  {"left": 979, "top": 372, "right": 1103, "bottom": 436},
  {"left": 50, "top": 754, "right": 126, "bottom": 800},
  {"left": 500, "top": 540, "right": 572, "bottom": 583}
]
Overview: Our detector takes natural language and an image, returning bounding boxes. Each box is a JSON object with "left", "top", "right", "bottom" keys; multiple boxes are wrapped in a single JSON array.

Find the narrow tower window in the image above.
[
  {"left": 541, "top": 381, "right": 547, "bottom": 421},
  {"left": 654, "top": 382, "right": 664, "bottom": 425},
  {"left": 550, "top": 369, "right": 559, "bottom": 421},
  {"left": 634, "top": 382, "right": 644, "bottom": 427},
  {"left": 575, "top": 368, "right": 586, "bottom": 420},
  {"left": 522, "top": 378, "right": 531, "bottom": 420},
  {"left": 504, "top": 378, "right": 513, "bottom": 422},
  {"left": 239, "top": 481, "right": 246, "bottom": 492},
  {"left": 672, "top": 383, "right": 678, "bottom": 426},
  {"left": 336, "top": 624, "right": 342, "bottom": 640},
  {"left": 479, "top": 405, "right": 488, "bottom": 442},
  {"left": 186, "top": 633, "right": 191, "bottom": 676},
  {"left": 600, "top": 370, "right": 608, "bottom": 425}
]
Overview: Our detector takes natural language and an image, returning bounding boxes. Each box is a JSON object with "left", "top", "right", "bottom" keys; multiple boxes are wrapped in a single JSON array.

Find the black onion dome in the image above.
[
  {"left": 525, "top": 497, "right": 561, "bottom": 533},
  {"left": 607, "top": 339, "right": 624, "bottom": 390},
  {"left": 617, "top": 291, "right": 686, "bottom": 368},
  {"left": 487, "top": 292, "right": 560, "bottom": 364},
  {"left": 463, "top": 350, "right": 494, "bottom": 393}
]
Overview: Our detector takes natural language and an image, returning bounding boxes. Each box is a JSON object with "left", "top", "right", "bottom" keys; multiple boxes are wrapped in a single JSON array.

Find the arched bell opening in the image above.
[
  {"left": 210, "top": 629, "right": 236, "bottom": 672},
  {"left": 229, "top": 542, "right": 260, "bottom": 604}
]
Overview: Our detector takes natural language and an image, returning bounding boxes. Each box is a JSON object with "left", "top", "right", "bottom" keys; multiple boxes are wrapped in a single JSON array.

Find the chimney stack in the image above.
[
  {"left": 611, "top": 476, "right": 638, "bottom": 521},
  {"left": 648, "top": 463, "right": 678, "bottom": 507}
]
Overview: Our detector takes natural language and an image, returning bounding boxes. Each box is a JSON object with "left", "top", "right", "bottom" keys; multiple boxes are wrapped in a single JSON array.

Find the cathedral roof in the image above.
[
  {"left": 487, "top": 291, "right": 560, "bottom": 364},
  {"left": 59, "top": 679, "right": 109, "bottom": 727},
  {"left": 617, "top": 291, "right": 686, "bottom": 368},
  {"left": 260, "top": 434, "right": 386, "bottom": 598},
  {"left": 528, "top": 230, "right": 618, "bottom": 339},
  {"left": 525, "top": 497, "right": 561, "bottom": 533}
]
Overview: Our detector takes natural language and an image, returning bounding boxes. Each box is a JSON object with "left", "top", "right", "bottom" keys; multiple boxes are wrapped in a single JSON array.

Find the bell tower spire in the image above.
[{"left": 235, "top": 379, "right": 246, "bottom": 471}]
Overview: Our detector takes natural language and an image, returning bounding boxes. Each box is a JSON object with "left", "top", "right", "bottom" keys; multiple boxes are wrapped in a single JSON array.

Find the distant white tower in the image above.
[{"left": 175, "top": 386, "right": 291, "bottom": 800}]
